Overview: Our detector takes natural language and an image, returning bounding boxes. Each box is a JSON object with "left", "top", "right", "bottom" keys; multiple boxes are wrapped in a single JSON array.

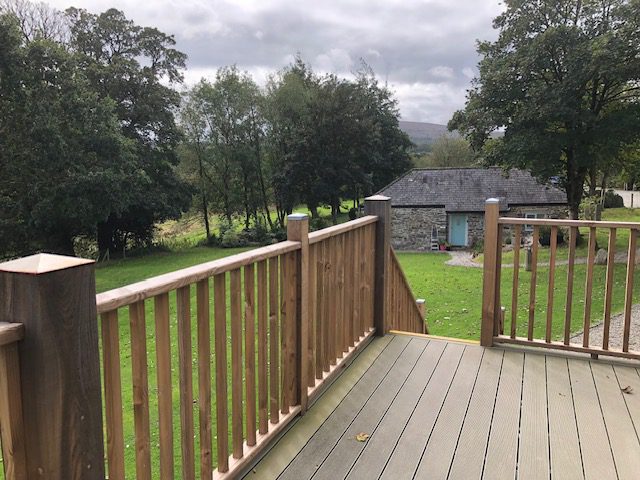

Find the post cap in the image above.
[
  {"left": 287, "top": 213, "right": 308, "bottom": 220},
  {"left": 365, "top": 195, "right": 390, "bottom": 201},
  {"left": 416, "top": 298, "right": 426, "bottom": 304},
  {"left": 485, "top": 198, "right": 500, "bottom": 204},
  {"left": 0, "top": 253, "right": 94, "bottom": 275}
]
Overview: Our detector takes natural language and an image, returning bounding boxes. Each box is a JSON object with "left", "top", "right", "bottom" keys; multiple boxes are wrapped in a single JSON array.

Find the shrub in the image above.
[
  {"left": 603, "top": 189, "right": 624, "bottom": 208},
  {"left": 310, "top": 217, "right": 330, "bottom": 231},
  {"left": 539, "top": 225, "right": 565, "bottom": 246},
  {"left": 348, "top": 208, "right": 357, "bottom": 220}
]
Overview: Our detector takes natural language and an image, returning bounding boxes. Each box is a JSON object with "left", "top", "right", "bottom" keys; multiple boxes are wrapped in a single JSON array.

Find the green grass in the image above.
[{"left": 397, "top": 251, "right": 639, "bottom": 341}]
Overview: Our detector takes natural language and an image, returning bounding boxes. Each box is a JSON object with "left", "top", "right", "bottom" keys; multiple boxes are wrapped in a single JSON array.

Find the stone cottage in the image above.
[{"left": 378, "top": 167, "right": 568, "bottom": 250}]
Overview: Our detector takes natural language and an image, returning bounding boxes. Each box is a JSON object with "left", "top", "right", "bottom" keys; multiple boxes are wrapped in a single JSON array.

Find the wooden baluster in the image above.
[
  {"left": 177, "top": 286, "right": 195, "bottom": 480},
  {"left": 130, "top": 301, "right": 151, "bottom": 480},
  {"left": 214, "top": 274, "right": 229, "bottom": 472},
  {"left": 582, "top": 227, "right": 597, "bottom": 348},
  {"left": 564, "top": 226, "right": 577, "bottom": 345},
  {"left": 602, "top": 229, "right": 617, "bottom": 350},
  {"left": 325, "top": 238, "right": 335, "bottom": 366},
  {"left": 268, "top": 257, "right": 280, "bottom": 423},
  {"left": 287, "top": 214, "right": 309, "bottom": 411},
  {"left": 154, "top": 294, "right": 174, "bottom": 480},
  {"left": 345, "top": 232, "right": 354, "bottom": 346},
  {"left": 230, "top": 269, "right": 244, "bottom": 458},
  {"left": 0, "top": 342, "right": 26, "bottom": 480},
  {"left": 545, "top": 226, "right": 558, "bottom": 343},
  {"left": 352, "top": 228, "right": 361, "bottom": 341},
  {"left": 196, "top": 280, "right": 212, "bottom": 479},
  {"left": 308, "top": 243, "right": 317, "bottom": 387},
  {"left": 102, "top": 311, "right": 125, "bottom": 480},
  {"left": 244, "top": 264, "right": 257, "bottom": 445},
  {"left": 316, "top": 242, "right": 325, "bottom": 379},
  {"left": 337, "top": 233, "right": 346, "bottom": 355},
  {"left": 329, "top": 237, "right": 338, "bottom": 365},
  {"left": 527, "top": 226, "right": 539, "bottom": 341},
  {"left": 280, "top": 252, "right": 295, "bottom": 412},
  {"left": 257, "top": 260, "right": 269, "bottom": 434},
  {"left": 511, "top": 225, "right": 521, "bottom": 339},
  {"left": 623, "top": 229, "right": 637, "bottom": 352}
]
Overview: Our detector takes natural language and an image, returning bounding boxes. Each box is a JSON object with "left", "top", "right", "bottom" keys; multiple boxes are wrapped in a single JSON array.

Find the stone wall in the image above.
[
  {"left": 391, "top": 207, "right": 447, "bottom": 251},
  {"left": 390, "top": 204, "right": 568, "bottom": 250}
]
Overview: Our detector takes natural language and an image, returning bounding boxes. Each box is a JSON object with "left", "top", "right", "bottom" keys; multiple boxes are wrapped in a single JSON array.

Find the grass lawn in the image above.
[{"left": 397, "top": 251, "right": 639, "bottom": 342}]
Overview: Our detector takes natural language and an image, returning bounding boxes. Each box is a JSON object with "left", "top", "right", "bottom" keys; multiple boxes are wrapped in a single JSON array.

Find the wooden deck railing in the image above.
[
  {"left": 481, "top": 198, "right": 640, "bottom": 361},
  {"left": 388, "top": 248, "right": 428, "bottom": 334},
  {"left": 0, "top": 194, "right": 426, "bottom": 480}
]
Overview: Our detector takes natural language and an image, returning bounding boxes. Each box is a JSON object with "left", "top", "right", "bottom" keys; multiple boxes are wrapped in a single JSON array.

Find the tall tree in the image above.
[
  {"left": 65, "top": 7, "right": 192, "bottom": 252},
  {"left": 450, "top": 0, "right": 640, "bottom": 219},
  {"left": 0, "top": 13, "right": 137, "bottom": 256}
]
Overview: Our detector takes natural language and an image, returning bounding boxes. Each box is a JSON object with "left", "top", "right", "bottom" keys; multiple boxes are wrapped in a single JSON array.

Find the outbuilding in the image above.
[{"left": 378, "top": 167, "right": 568, "bottom": 250}]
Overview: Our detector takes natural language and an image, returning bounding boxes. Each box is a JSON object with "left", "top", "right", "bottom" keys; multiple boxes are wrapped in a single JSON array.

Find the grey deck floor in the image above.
[{"left": 247, "top": 334, "right": 640, "bottom": 480}]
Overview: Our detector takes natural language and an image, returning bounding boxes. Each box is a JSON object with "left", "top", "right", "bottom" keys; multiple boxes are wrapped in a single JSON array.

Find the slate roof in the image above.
[{"left": 378, "top": 167, "right": 567, "bottom": 212}]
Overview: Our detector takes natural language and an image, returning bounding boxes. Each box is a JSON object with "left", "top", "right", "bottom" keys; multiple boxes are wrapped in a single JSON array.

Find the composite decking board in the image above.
[
  {"left": 344, "top": 340, "right": 447, "bottom": 480},
  {"left": 546, "top": 355, "right": 584, "bottom": 480},
  {"left": 482, "top": 349, "right": 525, "bottom": 480},
  {"left": 249, "top": 336, "right": 640, "bottom": 480},
  {"left": 447, "top": 348, "right": 504, "bottom": 480},
  {"left": 568, "top": 359, "right": 618, "bottom": 480},
  {"left": 244, "top": 336, "right": 393, "bottom": 479},
  {"left": 413, "top": 345, "right": 484, "bottom": 480},
  {"left": 309, "top": 338, "right": 428, "bottom": 479},
  {"left": 613, "top": 365, "right": 640, "bottom": 441},
  {"left": 591, "top": 362, "right": 640, "bottom": 480},
  {"left": 277, "top": 335, "right": 412, "bottom": 480},
  {"left": 379, "top": 342, "right": 466, "bottom": 480},
  {"left": 518, "top": 353, "right": 550, "bottom": 480}
]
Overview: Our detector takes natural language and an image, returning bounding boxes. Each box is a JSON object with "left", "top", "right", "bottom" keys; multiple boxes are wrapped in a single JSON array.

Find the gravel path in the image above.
[{"left": 572, "top": 304, "right": 640, "bottom": 352}]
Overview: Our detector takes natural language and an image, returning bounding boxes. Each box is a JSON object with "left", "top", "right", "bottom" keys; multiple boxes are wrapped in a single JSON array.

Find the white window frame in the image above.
[{"left": 524, "top": 212, "right": 540, "bottom": 232}]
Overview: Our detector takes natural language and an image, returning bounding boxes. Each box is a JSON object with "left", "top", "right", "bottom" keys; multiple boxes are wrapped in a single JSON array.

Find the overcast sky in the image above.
[{"left": 45, "top": 0, "right": 505, "bottom": 124}]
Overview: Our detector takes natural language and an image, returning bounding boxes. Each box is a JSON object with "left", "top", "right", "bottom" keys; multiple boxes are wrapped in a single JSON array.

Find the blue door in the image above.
[{"left": 449, "top": 214, "right": 467, "bottom": 246}]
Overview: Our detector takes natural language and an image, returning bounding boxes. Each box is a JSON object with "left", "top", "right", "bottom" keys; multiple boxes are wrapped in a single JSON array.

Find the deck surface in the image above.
[{"left": 247, "top": 334, "right": 640, "bottom": 480}]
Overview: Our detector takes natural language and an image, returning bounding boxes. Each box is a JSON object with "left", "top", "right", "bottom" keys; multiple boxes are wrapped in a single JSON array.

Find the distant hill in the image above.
[
  {"left": 399, "top": 120, "right": 502, "bottom": 152},
  {"left": 398, "top": 121, "right": 459, "bottom": 152}
]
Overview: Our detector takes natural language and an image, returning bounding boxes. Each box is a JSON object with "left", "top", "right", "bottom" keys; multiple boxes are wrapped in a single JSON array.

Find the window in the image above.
[{"left": 524, "top": 213, "right": 538, "bottom": 232}]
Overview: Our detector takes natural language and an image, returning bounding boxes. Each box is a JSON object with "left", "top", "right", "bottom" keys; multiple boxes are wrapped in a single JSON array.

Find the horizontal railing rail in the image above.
[
  {"left": 96, "top": 240, "right": 301, "bottom": 314},
  {"left": 482, "top": 199, "right": 640, "bottom": 362}
]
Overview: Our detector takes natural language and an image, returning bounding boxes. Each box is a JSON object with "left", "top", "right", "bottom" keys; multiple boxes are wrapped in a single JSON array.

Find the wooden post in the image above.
[
  {"left": 365, "top": 195, "right": 391, "bottom": 336},
  {"left": 0, "top": 254, "right": 105, "bottom": 480},
  {"left": 287, "top": 213, "right": 309, "bottom": 413},
  {"left": 416, "top": 299, "right": 426, "bottom": 334},
  {"left": 481, "top": 199, "right": 500, "bottom": 346}
]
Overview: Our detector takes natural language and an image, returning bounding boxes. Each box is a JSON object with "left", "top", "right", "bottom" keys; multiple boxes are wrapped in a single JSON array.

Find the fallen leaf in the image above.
[
  {"left": 621, "top": 385, "right": 633, "bottom": 394},
  {"left": 355, "top": 432, "right": 370, "bottom": 442}
]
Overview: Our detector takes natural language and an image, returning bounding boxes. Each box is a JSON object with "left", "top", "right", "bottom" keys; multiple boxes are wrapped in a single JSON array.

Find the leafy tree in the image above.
[
  {"left": 450, "top": 0, "right": 640, "bottom": 219},
  {"left": 414, "top": 135, "right": 475, "bottom": 168},
  {"left": 0, "top": 13, "right": 137, "bottom": 255},
  {"left": 65, "top": 7, "right": 192, "bottom": 252}
]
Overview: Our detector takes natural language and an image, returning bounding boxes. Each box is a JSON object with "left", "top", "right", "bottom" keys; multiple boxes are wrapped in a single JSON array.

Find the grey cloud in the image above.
[{"left": 45, "top": 0, "right": 503, "bottom": 123}]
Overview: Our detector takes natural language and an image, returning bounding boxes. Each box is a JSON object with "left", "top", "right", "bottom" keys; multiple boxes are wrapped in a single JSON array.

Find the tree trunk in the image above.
[
  {"left": 565, "top": 148, "right": 586, "bottom": 220},
  {"left": 198, "top": 155, "right": 211, "bottom": 242},
  {"left": 97, "top": 221, "right": 116, "bottom": 254},
  {"left": 309, "top": 203, "right": 319, "bottom": 219}
]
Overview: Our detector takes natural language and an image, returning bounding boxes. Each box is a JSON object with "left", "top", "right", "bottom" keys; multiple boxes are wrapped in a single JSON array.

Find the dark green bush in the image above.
[
  {"left": 539, "top": 225, "right": 566, "bottom": 246},
  {"left": 603, "top": 190, "right": 624, "bottom": 208}
]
